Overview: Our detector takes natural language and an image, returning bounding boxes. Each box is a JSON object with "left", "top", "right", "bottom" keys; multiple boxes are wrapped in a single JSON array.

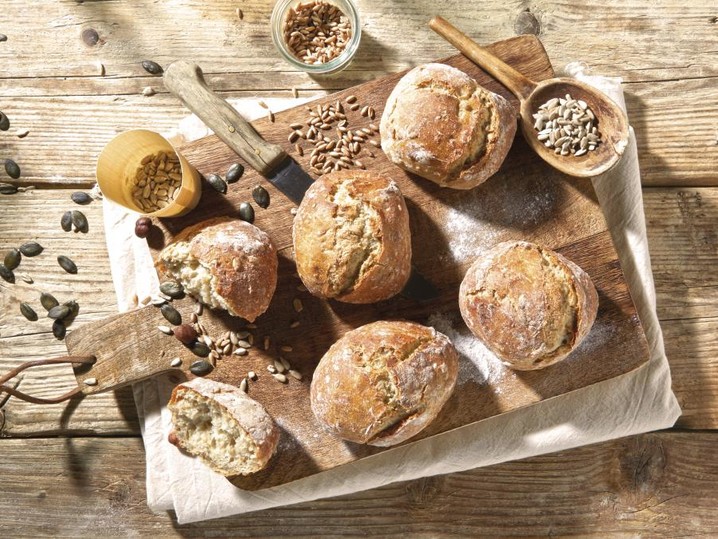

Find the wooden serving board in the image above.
[{"left": 69, "top": 35, "right": 650, "bottom": 490}]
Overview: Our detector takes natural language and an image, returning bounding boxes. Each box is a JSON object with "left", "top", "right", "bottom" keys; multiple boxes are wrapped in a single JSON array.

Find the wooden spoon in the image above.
[{"left": 429, "top": 16, "right": 630, "bottom": 178}]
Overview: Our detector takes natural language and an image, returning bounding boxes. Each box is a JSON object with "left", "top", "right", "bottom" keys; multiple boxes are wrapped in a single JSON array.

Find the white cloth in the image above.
[{"left": 102, "top": 70, "right": 680, "bottom": 524}]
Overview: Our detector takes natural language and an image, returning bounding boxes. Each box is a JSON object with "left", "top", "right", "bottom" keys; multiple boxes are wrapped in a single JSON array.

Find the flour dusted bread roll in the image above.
[
  {"left": 459, "top": 240, "right": 599, "bottom": 370},
  {"left": 310, "top": 320, "right": 458, "bottom": 447},
  {"left": 156, "top": 217, "right": 277, "bottom": 321},
  {"left": 380, "top": 63, "right": 517, "bottom": 189},
  {"left": 293, "top": 170, "right": 411, "bottom": 304},
  {"left": 168, "top": 378, "right": 280, "bottom": 476}
]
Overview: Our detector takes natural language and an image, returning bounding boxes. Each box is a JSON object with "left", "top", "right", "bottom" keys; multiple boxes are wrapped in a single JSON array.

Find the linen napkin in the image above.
[{"left": 102, "top": 69, "right": 681, "bottom": 524}]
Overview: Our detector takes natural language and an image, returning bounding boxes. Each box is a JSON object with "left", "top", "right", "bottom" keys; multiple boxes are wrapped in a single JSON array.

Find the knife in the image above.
[{"left": 163, "top": 61, "right": 438, "bottom": 301}]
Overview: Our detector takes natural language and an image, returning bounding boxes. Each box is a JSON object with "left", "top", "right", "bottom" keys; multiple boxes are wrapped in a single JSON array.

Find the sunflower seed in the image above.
[
  {"left": 272, "top": 373, "right": 288, "bottom": 383},
  {"left": 160, "top": 281, "right": 184, "bottom": 299},
  {"left": 189, "top": 360, "right": 213, "bottom": 376},
  {"left": 83, "top": 377, "right": 98, "bottom": 386},
  {"left": 238, "top": 202, "right": 255, "bottom": 223},
  {"left": 252, "top": 185, "right": 270, "bottom": 209},
  {"left": 71, "top": 192, "right": 92, "bottom": 205},
  {"left": 0, "top": 111, "right": 9, "bottom": 131},
  {"left": 273, "top": 359, "right": 286, "bottom": 373},
  {"left": 195, "top": 303, "right": 203, "bottom": 316},
  {"left": 141, "top": 60, "right": 163, "bottom": 75},
  {"left": 52, "top": 320, "right": 66, "bottom": 340},
  {"left": 4, "top": 159, "right": 20, "bottom": 179},
  {"left": 160, "top": 303, "right": 182, "bottom": 326},
  {"left": 267, "top": 364, "right": 277, "bottom": 374},
  {"left": 293, "top": 298, "right": 303, "bottom": 312},
  {"left": 248, "top": 370, "right": 257, "bottom": 380},
  {"left": 57, "top": 255, "right": 77, "bottom": 274},
  {"left": 157, "top": 325, "right": 173, "bottom": 335},
  {"left": 290, "top": 320, "right": 301, "bottom": 328},
  {"left": 206, "top": 173, "right": 227, "bottom": 194},
  {"left": 226, "top": 163, "right": 244, "bottom": 183},
  {"left": 71, "top": 210, "right": 89, "bottom": 233},
  {"left": 40, "top": 292, "right": 59, "bottom": 311},
  {"left": 170, "top": 357, "right": 183, "bottom": 368},
  {"left": 233, "top": 347, "right": 248, "bottom": 356},
  {"left": 288, "top": 369, "right": 303, "bottom": 380},
  {"left": 280, "top": 345, "right": 293, "bottom": 353},
  {"left": 209, "top": 350, "right": 220, "bottom": 363},
  {"left": 61, "top": 211, "right": 73, "bottom": 232},
  {"left": 4, "top": 248, "right": 20, "bottom": 270},
  {"left": 20, "top": 303, "right": 38, "bottom": 321},
  {"left": 19, "top": 242, "right": 43, "bottom": 257},
  {"left": 239, "top": 378, "right": 248, "bottom": 393}
]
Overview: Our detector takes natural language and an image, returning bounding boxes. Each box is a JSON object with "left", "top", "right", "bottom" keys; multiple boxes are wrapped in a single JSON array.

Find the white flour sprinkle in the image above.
[{"left": 428, "top": 311, "right": 506, "bottom": 388}]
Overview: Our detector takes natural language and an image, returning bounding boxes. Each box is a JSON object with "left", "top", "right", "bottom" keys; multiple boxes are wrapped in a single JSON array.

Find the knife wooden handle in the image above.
[{"left": 164, "top": 60, "right": 287, "bottom": 176}]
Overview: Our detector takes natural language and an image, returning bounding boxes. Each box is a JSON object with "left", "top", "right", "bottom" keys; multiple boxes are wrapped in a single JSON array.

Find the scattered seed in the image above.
[
  {"left": 160, "top": 303, "right": 182, "bottom": 326},
  {"left": 71, "top": 210, "right": 89, "bottom": 233},
  {"left": 19, "top": 273, "right": 33, "bottom": 284},
  {"left": 81, "top": 28, "right": 100, "bottom": 46},
  {"left": 251, "top": 185, "right": 271, "bottom": 209},
  {"left": 201, "top": 334, "right": 213, "bottom": 347},
  {"left": 4, "top": 158, "right": 21, "bottom": 178},
  {"left": 4, "top": 249, "right": 20, "bottom": 270},
  {"left": 206, "top": 173, "right": 227, "bottom": 194},
  {"left": 209, "top": 350, "right": 220, "bottom": 363},
  {"left": 142, "top": 86, "right": 156, "bottom": 97},
  {"left": 96, "top": 61, "right": 106, "bottom": 76},
  {"left": 280, "top": 345, "right": 293, "bottom": 353},
  {"left": 16, "top": 128, "right": 29, "bottom": 139},
  {"left": 272, "top": 373, "right": 288, "bottom": 383},
  {"left": 40, "top": 293, "right": 59, "bottom": 311},
  {"left": 83, "top": 377, "right": 98, "bottom": 386},
  {"left": 0, "top": 264, "right": 15, "bottom": 283},
  {"left": 346, "top": 95, "right": 357, "bottom": 104},
  {"left": 226, "top": 163, "right": 244, "bottom": 184},
  {"left": 189, "top": 360, "right": 213, "bottom": 376},
  {"left": 233, "top": 347, "right": 248, "bottom": 356},
  {"left": 158, "top": 325, "right": 173, "bottom": 335},
  {"left": 280, "top": 356, "right": 291, "bottom": 370},
  {"left": 248, "top": 370, "right": 257, "bottom": 380},
  {"left": 0, "top": 183, "right": 18, "bottom": 195},
  {"left": 273, "top": 359, "right": 286, "bottom": 373},
  {"left": 160, "top": 281, "right": 184, "bottom": 299},
  {"left": 150, "top": 296, "right": 167, "bottom": 306},
  {"left": 64, "top": 300, "right": 80, "bottom": 320},
  {"left": 170, "top": 357, "right": 182, "bottom": 368},
  {"left": 238, "top": 339, "right": 252, "bottom": 349},
  {"left": 288, "top": 369, "right": 303, "bottom": 380},
  {"left": 0, "top": 112, "right": 9, "bottom": 132},
  {"left": 191, "top": 341, "right": 211, "bottom": 357},
  {"left": 19, "top": 241, "right": 43, "bottom": 257},
  {"left": 57, "top": 255, "right": 77, "bottom": 274},
  {"left": 267, "top": 364, "right": 277, "bottom": 374},
  {"left": 0, "top": 34, "right": 7, "bottom": 43},
  {"left": 229, "top": 332, "right": 239, "bottom": 346},
  {"left": 61, "top": 211, "right": 73, "bottom": 232},
  {"left": 20, "top": 303, "right": 38, "bottom": 321},
  {"left": 71, "top": 192, "right": 92, "bottom": 205},
  {"left": 238, "top": 202, "right": 255, "bottom": 223},
  {"left": 293, "top": 297, "right": 303, "bottom": 312},
  {"left": 292, "top": 87, "right": 299, "bottom": 98},
  {"left": 195, "top": 303, "right": 203, "bottom": 316},
  {"left": 52, "top": 320, "right": 66, "bottom": 340},
  {"left": 246, "top": 323, "right": 258, "bottom": 329},
  {"left": 141, "top": 60, "right": 163, "bottom": 75},
  {"left": 263, "top": 335, "right": 271, "bottom": 351},
  {"left": 290, "top": 320, "right": 301, "bottom": 328}
]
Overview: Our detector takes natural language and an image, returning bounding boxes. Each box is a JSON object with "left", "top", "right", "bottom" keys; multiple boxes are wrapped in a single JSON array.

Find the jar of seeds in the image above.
[
  {"left": 271, "top": 0, "right": 361, "bottom": 75},
  {"left": 96, "top": 130, "right": 201, "bottom": 217}
]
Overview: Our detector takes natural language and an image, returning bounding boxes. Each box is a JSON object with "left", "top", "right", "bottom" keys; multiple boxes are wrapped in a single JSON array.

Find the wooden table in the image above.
[{"left": 1, "top": 1, "right": 716, "bottom": 535}]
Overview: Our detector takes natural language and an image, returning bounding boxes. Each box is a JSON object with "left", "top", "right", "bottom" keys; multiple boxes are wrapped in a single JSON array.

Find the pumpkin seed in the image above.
[
  {"left": 71, "top": 210, "right": 89, "bottom": 233},
  {"left": 189, "top": 359, "right": 213, "bottom": 376},
  {"left": 141, "top": 60, "right": 163, "bottom": 75},
  {"left": 40, "top": 292, "right": 59, "bottom": 311},
  {"left": 61, "top": 211, "right": 73, "bottom": 232},
  {"left": 0, "top": 183, "right": 18, "bottom": 195},
  {"left": 160, "top": 303, "right": 182, "bottom": 325},
  {"left": 0, "top": 264, "right": 15, "bottom": 283},
  {"left": 4, "top": 159, "right": 20, "bottom": 179},
  {"left": 206, "top": 173, "right": 227, "bottom": 194},
  {"left": 4, "top": 248, "right": 20, "bottom": 270},
  {"left": 64, "top": 300, "right": 80, "bottom": 319},
  {"left": 52, "top": 320, "right": 66, "bottom": 340},
  {"left": 252, "top": 185, "right": 270, "bottom": 209},
  {"left": 226, "top": 163, "right": 244, "bottom": 183},
  {"left": 160, "top": 281, "right": 184, "bottom": 299},
  {"left": 191, "top": 341, "right": 211, "bottom": 357},
  {"left": 0, "top": 34, "right": 7, "bottom": 43},
  {"left": 0, "top": 111, "right": 9, "bottom": 131},
  {"left": 238, "top": 202, "right": 254, "bottom": 223},
  {"left": 71, "top": 192, "right": 92, "bottom": 205},
  {"left": 57, "top": 255, "right": 77, "bottom": 274},
  {"left": 20, "top": 302, "right": 38, "bottom": 321},
  {"left": 20, "top": 242, "right": 43, "bottom": 257},
  {"left": 48, "top": 305, "right": 70, "bottom": 320}
]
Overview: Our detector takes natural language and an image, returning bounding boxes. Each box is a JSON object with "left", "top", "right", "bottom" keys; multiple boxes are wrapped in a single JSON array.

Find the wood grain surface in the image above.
[{"left": 1, "top": 0, "right": 717, "bottom": 535}]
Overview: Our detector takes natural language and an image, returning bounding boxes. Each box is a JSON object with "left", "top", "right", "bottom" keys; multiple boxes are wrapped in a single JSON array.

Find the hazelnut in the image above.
[
  {"left": 167, "top": 432, "right": 179, "bottom": 446},
  {"left": 134, "top": 217, "right": 152, "bottom": 238},
  {"left": 174, "top": 323, "right": 198, "bottom": 345}
]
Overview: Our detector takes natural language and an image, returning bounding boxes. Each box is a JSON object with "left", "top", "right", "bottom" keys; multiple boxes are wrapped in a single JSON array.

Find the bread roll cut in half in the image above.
[
  {"left": 459, "top": 241, "right": 599, "bottom": 370},
  {"left": 380, "top": 63, "right": 517, "bottom": 190},
  {"left": 292, "top": 170, "right": 411, "bottom": 304},
  {"left": 168, "top": 378, "right": 280, "bottom": 476},
  {"left": 156, "top": 217, "right": 277, "bottom": 321},
  {"left": 310, "top": 320, "right": 459, "bottom": 447}
]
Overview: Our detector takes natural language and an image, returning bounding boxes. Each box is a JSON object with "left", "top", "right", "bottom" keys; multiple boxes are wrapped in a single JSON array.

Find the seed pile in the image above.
[
  {"left": 283, "top": 1, "right": 352, "bottom": 65},
  {"left": 18, "top": 291, "right": 80, "bottom": 341},
  {"left": 131, "top": 151, "right": 182, "bottom": 213},
  {"left": 289, "top": 96, "right": 380, "bottom": 176},
  {"left": 533, "top": 94, "right": 602, "bottom": 157}
]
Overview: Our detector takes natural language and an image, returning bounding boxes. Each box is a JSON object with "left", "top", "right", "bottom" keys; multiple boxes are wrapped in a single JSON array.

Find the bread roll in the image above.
[
  {"left": 459, "top": 240, "right": 598, "bottom": 370},
  {"left": 156, "top": 217, "right": 277, "bottom": 321},
  {"left": 167, "top": 378, "right": 280, "bottom": 476},
  {"left": 310, "top": 320, "right": 458, "bottom": 447},
  {"left": 380, "top": 63, "right": 517, "bottom": 189},
  {"left": 292, "top": 170, "right": 411, "bottom": 304}
]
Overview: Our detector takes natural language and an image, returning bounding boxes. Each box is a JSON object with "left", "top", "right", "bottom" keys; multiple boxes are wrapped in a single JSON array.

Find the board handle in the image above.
[
  {"left": 429, "top": 16, "right": 537, "bottom": 100},
  {"left": 163, "top": 60, "right": 287, "bottom": 176}
]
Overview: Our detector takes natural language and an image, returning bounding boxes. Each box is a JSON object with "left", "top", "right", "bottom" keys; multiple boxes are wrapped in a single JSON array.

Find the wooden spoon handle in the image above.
[
  {"left": 163, "top": 60, "right": 286, "bottom": 176},
  {"left": 429, "top": 16, "right": 537, "bottom": 100}
]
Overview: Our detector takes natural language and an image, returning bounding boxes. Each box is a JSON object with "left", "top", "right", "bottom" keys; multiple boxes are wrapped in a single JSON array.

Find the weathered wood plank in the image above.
[{"left": 1, "top": 433, "right": 717, "bottom": 536}]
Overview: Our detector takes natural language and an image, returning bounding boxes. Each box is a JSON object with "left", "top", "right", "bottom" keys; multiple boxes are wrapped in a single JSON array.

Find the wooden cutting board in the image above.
[{"left": 68, "top": 34, "right": 650, "bottom": 490}]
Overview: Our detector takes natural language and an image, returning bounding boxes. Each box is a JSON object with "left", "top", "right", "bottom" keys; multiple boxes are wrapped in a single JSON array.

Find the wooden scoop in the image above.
[{"left": 429, "top": 16, "right": 630, "bottom": 178}]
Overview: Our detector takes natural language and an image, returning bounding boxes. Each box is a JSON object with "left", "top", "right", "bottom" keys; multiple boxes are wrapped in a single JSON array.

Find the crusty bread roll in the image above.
[
  {"left": 380, "top": 63, "right": 517, "bottom": 190},
  {"left": 292, "top": 170, "right": 411, "bottom": 304},
  {"left": 459, "top": 240, "right": 599, "bottom": 370},
  {"left": 167, "top": 378, "right": 280, "bottom": 476},
  {"left": 156, "top": 217, "right": 277, "bottom": 321},
  {"left": 310, "top": 320, "right": 458, "bottom": 447}
]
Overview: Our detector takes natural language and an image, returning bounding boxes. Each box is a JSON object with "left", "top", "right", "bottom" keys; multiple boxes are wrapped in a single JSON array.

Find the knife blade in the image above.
[{"left": 164, "top": 60, "right": 438, "bottom": 301}]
